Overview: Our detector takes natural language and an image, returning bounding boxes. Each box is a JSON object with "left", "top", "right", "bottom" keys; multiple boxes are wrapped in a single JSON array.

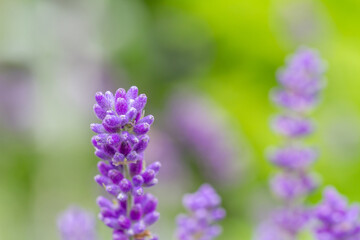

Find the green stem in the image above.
[{"left": 124, "top": 164, "right": 134, "bottom": 240}]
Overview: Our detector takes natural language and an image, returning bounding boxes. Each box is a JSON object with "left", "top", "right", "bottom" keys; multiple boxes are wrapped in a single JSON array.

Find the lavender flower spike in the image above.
[
  {"left": 269, "top": 47, "right": 325, "bottom": 203},
  {"left": 91, "top": 86, "right": 160, "bottom": 240},
  {"left": 176, "top": 184, "right": 226, "bottom": 240},
  {"left": 314, "top": 187, "right": 360, "bottom": 240},
  {"left": 57, "top": 206, "right": 97, "bottom": 240},
  {"left": 255, "top": 47, "right": 326, "bottom": 239}
]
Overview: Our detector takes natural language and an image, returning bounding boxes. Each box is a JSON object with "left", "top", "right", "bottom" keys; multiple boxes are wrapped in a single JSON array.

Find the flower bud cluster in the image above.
[
  {"left": 176, "top": 184, "right": 226, "bottom": 240},
  {"left": 91, "top": 86, "right": 160, "bottom": 240}
]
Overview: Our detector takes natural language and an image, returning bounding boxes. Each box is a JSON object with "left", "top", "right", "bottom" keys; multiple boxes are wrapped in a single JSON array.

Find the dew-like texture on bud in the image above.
[
  {"left": 313, "top": 187, "right": 360, "bottom": 240},
  {"left": 91, "top": 87, "right": 159, "bottom": 240},
  {"left": 176, "top": 184, "right": 225, "bottom": 240},
  {"left": 57, "top": 206, "right": 97, "bottom": 240}
]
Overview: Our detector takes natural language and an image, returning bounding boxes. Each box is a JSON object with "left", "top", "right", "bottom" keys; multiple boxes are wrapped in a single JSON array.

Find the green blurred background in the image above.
[{"left": 1, "top": 0, "right": 360, "bottom": 239}]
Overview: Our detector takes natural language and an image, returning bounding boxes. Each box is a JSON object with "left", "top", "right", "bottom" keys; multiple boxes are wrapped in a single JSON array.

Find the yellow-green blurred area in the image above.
[{"left": 1, "top": 0, "right": 360, "bottom": 239}]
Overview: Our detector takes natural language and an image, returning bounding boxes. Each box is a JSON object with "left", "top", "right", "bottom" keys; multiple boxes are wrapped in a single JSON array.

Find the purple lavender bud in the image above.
[
  {"left": 115, "top": 97, "right": 128, "bottom": 115},
  {"left": 57, "top": 206, "right": 96, "bottom": 240},
  {"left": 133, "top": 136, "right": 149, "bottom": 153},
  {"left": 133, "top": 123, "right": 150, "bottom": 135},
  {"left": 93, "top": 134, "right": 108, "bottom": 146},
  {"left": 104, "top": 115, "right": 122, "bottom": 128},
  {"left": 138, "top": 115, "right": 154, "bottom": 125},
  {"left": 129, "top": 160, "right": 143, "bottom": 176},
  {"left": 126, "top": 151, "right": 138, "bottom": 162},
  {"left": 142, "top": 169, "right": 155, "bottom": 184},
  {"left": 112, "top": 152, "right": 125, "bottom": 166},
  {"left": 144, "top": 178, "right": 158, "bottom": 187},
  {"left": 126, "top": 86, "right": 138, "bottom": 100},
  {"left": 115, "top": 88, "right": 126, "bottom": 100},
  {"left": 147, "top": 162, "right": 161, "bottom": 174},
  {"left": 107, "top": 133, "right": 122, "bottom": 145},
  {"left": 104, "top": 218, "right": 119, "bottom": 229},
  {"left": 132, "top": 175, "right": 144, "bottom": 187},
  {"left": 96, "top": 196, "right": 113, "bottom": 209},
  {"left": 105, "top": 91, "right": 115, "bottom": 107},
  {"left": 125, "top": 107, "right": 137, "bottom": 122},
  {"left": 103, "top": 145, "right": 116, "bottom": 156},
  {"left": 95, "top": 149, "right": 111, "bottom": 161},
  {"left": 144, "top": 212, "right": 160, "bottom": 226},
  {"left": 106, "top": 185, "right": 121, "bottom": 196},
  {"left": 117, "top": 192, "right": 128, "bottom": 202},
  {"left": 125, "top": 132, "right": 139, "bottom": 145},
  {"left": 108, "top": 169, "right": 124, "bottom": 185},
  {"left": 100, "top": 207, "right": 116, "bottom": 218},
  {"left": 133, "top": 222, "right": 146, "bottom": 234},
  {"left": 90, "top": 123, "right": 106, "bottom": 133},
  {"left": 130, "top": 204, "right": 142, "bottom": 221},
  {"left": 132, "top": 94, "right": 147, "bottom": 112},
  {"left": 133, "top": 187, "right": 144, "bottom": 197},
  {"left": 118, "top": 215, "right": 131, "bottom": 230},
  {"left": 268, "top": 146, "right": 317, "bottom": 170},
  {"left": 95, "top": 92, "right": 111, "bottom": 110},
  {"left": 143, "top": 195, "right": 158, "bottom": 214},
  {"left": 119, "top": 141, "right": 132, "bottom": 156},
  {"left": 91, "top": 136, "right": 101, "bottom": 148},
  {"left": 119, "top": 179, "right": 132, "bottom": 193},
  {"left": 112, "top": 230, "right": 128, "bottom": 240},
  {"left": 93, "top": 103, "right": 107, "bottom": 120},
  {"left": 97, "top": 161, "right": 112, "bottom": 176}
]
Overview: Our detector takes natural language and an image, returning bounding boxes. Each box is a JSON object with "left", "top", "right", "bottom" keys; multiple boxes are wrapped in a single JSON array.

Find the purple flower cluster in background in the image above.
[
  {"left": 269, "top": 47, "right": 325, "bottom": 202},
  {"left": 57, "top": 206, "right": 97, "bottom": 240},
  {"left": 256, "top": 47, "right": 326, "bottom": 239},
  {"left": 176, "top": 184, "right": 226, "bottom": 240},
  {"left": 91, "top": 86, "right": 160, "bottom": 240},
  {"left": 314, "top": 187, "right": 360, "bottom": 240},
  {"left": 167, "top": 91, "right": 242, "bottom": 184}
]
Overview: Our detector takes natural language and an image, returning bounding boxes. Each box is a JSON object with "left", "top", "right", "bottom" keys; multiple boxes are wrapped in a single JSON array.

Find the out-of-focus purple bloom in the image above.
[
  {"left": 176, "top": 184, "right": 226, "bottom": 240},
  {"left": 57, "top": 206, "right": 97, "bottom": 240},
  {"left": 271, "top": 47, "right": 326, "bottom": 112},
  {"left": 272, "top": 115, "right": 314, "bottom": 138},
  {"left": 257, "top": 47, "right": 326, "bottom": 238},
  {"left": 314, "top": 187, "right": 360, "bottom": 240},
  {"left": 268, "top": 145, "right": 317, "bottom": 170},
  {"left": 254, "top": 208, "right": 309, "bottom": 240},
  {"left": 167, "top": 91, "right": 243, "bottom": 184},
  {"left": 270, "top": 172, "right": 318, "bottom": 201},
  {"left": 91, "top": 86, "right": 160, "bottom": 239}
]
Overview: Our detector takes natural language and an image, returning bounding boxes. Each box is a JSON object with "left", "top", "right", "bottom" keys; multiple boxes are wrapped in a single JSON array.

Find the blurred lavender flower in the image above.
[
  {"left": 254, "top": 208, "right": 310, "bottom": 240},
  {"left": 57, "top": 206, "right": 97, "bottom": 240},
  {"left": 269, "top": 47, "right": 325, "bottom": 202},
  {"left": 176, "top": 184, "right": 226, "bottom": 240},
  {"left": 314, "top": 187, "right": 360, "bottom": 240},
  {"left": 167, "top": 91, "right": 243, "bottom": 184},
  {"left": 256, "top": 47, "right": 326, "bottom": 239},
  {"left": 91, "top": 86, "right": 160, "bottom": 240}
]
